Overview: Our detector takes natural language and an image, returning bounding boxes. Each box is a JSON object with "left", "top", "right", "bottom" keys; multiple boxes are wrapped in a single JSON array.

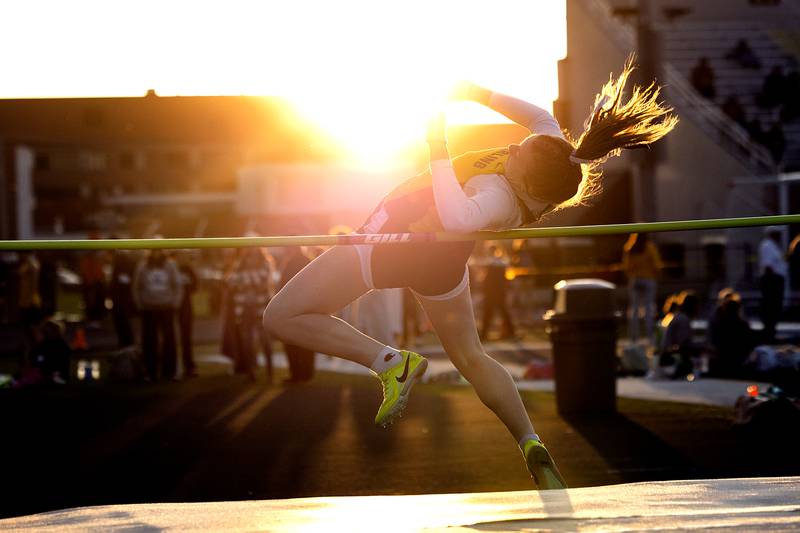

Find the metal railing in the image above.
[{"left": 662, "top": 63, "right": 778, "bottom": 173}]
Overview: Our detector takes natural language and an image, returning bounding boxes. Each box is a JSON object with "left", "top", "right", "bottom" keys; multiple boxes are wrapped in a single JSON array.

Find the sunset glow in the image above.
[{"left": 2, "top": 0, "right": 566, "bottom": 163}]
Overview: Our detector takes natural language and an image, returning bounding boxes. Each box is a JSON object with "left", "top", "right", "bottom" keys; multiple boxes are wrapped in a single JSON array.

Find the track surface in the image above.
[{"left": 1, "top": 370, "right": 797, "bottom": 519}]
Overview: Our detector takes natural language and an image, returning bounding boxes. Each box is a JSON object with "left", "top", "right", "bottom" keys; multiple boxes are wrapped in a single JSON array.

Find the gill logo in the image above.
[
  {"left": 364, "top": 233, "right": 411, "bottom": 244},
  {"left": 473, "top": 149, "right": 509, "bottom": 169}
]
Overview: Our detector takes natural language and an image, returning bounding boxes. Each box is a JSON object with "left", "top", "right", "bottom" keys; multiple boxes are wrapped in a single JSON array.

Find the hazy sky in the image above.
[{"left": 2, "top": 0, "right": 566, "bottom": 158}]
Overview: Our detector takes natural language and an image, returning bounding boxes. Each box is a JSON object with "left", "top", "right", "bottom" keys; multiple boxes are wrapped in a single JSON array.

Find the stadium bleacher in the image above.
[{"left": 661, "top": 20, "right": 800, "bottom": 170}]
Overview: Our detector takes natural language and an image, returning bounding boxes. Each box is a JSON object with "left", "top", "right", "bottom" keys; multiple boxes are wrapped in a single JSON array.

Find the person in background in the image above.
[
  {"left": 622, "top": 233, "right": 663, "bottom": 345},
  {"left": 79, "top": 238, "right": 107, "bottom": 327},
  {"left": 723, "top": 38, "right": 761, "bottom": 70},
  {"left": 133, "top": 249, "right": 183, "bottom": 382},
  {"left": 176, "top": 253, "right": 199, "bottom": 378},
  {"left": 690, "top": 57, "right": 716, "bottom": 99},
  {"left": 110, "top": 247, "right": 137, "bottom": 348},
  {"left": 17, "top": 252, "right": 42, "bottom": 365},
  {"left": 480, "top": 244, "right": 515, "bottom": 340},
  {"left": 658, "top": 290, "right": 701, "bottom": 380},
  {"left": 721, "top": 95, "right": 748, "bottom": 129},
  {"left": 38, "top": 251, "right": 59, "bottom": 319},
  {"left": 275, "top": 246, "right": 315, "bottom": 384},
  {"left": 33, "top": 319, "right": 71, "bottom": 384},
  {"left": 707, "top": 288, "right": 753, "bottom": 378},
  {"left": 757, "top": 65, "right": 787, "bottom": 109},
  {"left": 224, "top": 247, "right": 274, "bottom": 381},
  {"left": 758, "top": 226, "right": 788, "bottom": 344}
]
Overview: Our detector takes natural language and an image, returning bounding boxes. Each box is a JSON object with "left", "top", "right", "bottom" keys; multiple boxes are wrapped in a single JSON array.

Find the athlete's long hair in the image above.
[{"left": 523, "top": 55, "right": 679, "bottom": 217}]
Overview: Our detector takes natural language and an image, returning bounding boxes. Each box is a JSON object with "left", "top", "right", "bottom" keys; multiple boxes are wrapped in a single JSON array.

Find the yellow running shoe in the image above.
[
  {"left": 374, "top": 351, "right": 428, "bottom": 428},
  {"left": 522, "top": 439, "right": 568, "bottom": 490}
]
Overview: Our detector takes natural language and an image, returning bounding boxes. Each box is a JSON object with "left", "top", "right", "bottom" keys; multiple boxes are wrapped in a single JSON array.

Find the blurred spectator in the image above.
[
  {"left": 176, "top": 253, "right": 199, "bottom": 378},
  {"left": 480, "top": 244, "right": 515, "bottom": 340},
  {"left": 724, "top": 38, "right": 762, "bottom": 69},
  {"left": 653, "top": 293, "right": 680, "bottom": 356},
  {"left": 622, "top": 233, "right": 663, "bottom": 344},
  {"left": 758, "top": 226, "right": 787, "bottom": 344},
  {"left": 745, "top": 117, "right": 766, "bottom": 145},
  {"left": 79, "top": 250, "right": 107, "bottom": 325},
  {"left": 763, "top": 122, "right": 786, "bottom": 163},
  {"left": 721, "top": 95, "right": 748, "bottom": 128},
  {"left": 690, "top": 57, "right": 716, "bottom": 99},
  {"left": 133, "top": 249, "right": 182, "bottom": 381},
  {"left": 33, "top": 319, "right": 71, "bottom": 384},
  {"left": 788, "top": 232, "right": 800, "bottom": 291},
  {"left": 17, "top": 252, "right": 42, "bottom": 364},
  {"left": 222, "top": 248, "right": 274, "bottom": 381},
  {"left": 756, "top": 65, "right": 787, "bottom": 109},
  {"left": 658, "top": 290, "right": 700, "bottom": 379},
  {"left": 38, "top": 251, "right": 59, "bottom": 318},
  {"left": 780, "top": 69, "right": 800, "bottom": 122},
  {"left": 17, "top": 252, "right": 42, "bottom": 326},
  {"left": 707, "top": 289, "right": 753, "bottom": 378},
  {"left": 276, "top": 246, "right": 314, "bottom": 384},
  {"left": 0, "top": 252, "right": 16, "bottom": 324},
  {"left": 110, "top": 249, "right": 136, "bottom": 348}
]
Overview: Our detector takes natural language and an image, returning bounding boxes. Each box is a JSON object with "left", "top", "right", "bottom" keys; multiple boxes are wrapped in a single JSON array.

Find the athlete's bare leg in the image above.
[
  {"left": 264, "top": 246, "right": 385, "bottom": 367},
  {"left": 417, "top": 279, "right": 535, "bottom": 443}
]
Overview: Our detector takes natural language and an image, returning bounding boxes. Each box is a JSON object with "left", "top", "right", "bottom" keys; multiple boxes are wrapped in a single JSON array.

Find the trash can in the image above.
[{"left": 544, "top": 279, "right": 618, "bottom": 415}]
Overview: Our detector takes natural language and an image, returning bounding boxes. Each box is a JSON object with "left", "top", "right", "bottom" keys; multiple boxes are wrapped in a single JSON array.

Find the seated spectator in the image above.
[
  {"left": 780, "top": 69, "right": 800, "bottom": 122},
  {"left": 33, "top": 319, "right": 71, "bottom": 384},
  {"left": 745, "top": 117, "right": 766, "bottom": 145},
  {"left": 707, "top": 289, "right": 753, "bottom": 379},
  {"left": 653, "top": 293, "right": 679, "bottom": 356},
  {"left": 763, "top": 122, "right": 786, "bottom": 163},
  {"left": 757, "top": 65, "right": 787, "bottom": 109},
  {"left": 690, "top": 57, "right": 716, "bottom": 99},
  {"left": 721, "top": 95, "right": 748, "bottom": 128},
  {"left": 724, "top": 39, "right": 762, "bottom": 70},
  {"left": 658, "top": 290, "right": 701, "bottom": 379}
]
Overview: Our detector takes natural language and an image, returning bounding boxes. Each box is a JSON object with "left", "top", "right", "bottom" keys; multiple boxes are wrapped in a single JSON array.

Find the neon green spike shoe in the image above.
[
  {"left": 522, "top": 439, "right": 568, "bottom": 490},
  {"left": 374, "top": 351, "right": 428, "bottom": 428}
]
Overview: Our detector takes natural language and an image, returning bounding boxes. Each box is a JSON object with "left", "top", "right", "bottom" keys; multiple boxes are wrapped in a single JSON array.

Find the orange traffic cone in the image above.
[{"left": 71, "top": 326, "right": 89, "bottom": 351}]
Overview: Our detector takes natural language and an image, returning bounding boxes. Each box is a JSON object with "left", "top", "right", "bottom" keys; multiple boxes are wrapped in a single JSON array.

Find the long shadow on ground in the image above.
[{"left": 2, "top": 371, "right": 799, "bottom": 519}]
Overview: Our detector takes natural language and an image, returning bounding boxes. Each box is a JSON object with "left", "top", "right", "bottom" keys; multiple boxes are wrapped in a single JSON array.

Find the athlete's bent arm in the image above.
[{"left": 426, "top": 115, "right": 516, "bottom": 232}]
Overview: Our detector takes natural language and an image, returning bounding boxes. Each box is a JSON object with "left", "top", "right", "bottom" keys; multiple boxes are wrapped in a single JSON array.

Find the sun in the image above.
[{"left": 286, "top": 78, "right": 457, "bottom": 166}]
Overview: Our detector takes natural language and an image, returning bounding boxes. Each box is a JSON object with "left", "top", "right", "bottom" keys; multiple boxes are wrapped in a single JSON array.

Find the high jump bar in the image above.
[{"left": 0, "top": 214, "right": 798, "bottom": 251}]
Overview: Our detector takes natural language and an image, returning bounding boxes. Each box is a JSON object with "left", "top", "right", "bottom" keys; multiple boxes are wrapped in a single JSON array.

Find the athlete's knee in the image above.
[
  {"left": 262, "top": 298, "right": 291, "bottom": 339},
  {"left": 449, "top": 347, "right": 491, "bottom": 378}
]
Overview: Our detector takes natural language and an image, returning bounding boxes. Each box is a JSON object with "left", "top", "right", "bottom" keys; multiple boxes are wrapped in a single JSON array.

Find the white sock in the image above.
[
  {"left": 370, "top": 346, "right": 402, "bottom": 374},
  {"left": 519, "top": 433, "right": 541, "bottom": 449}
]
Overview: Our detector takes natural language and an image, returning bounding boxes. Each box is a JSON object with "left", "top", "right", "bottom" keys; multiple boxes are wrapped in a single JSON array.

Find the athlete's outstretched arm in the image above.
[{"left": 453, "top": 82, "right": 564, "bottom": 138}]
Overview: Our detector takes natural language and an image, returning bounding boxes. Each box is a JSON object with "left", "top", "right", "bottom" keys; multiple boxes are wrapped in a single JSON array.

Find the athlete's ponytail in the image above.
[
  {"left": 571, "top": 55, "right": 679, "bottom": 165},
  {"left": 514, "top": 57, "right": 678, "bottom": 221}
]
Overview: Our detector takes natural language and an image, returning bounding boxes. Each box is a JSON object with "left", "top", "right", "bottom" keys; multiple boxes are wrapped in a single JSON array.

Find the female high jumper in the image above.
[{"left": 264, "top": 58, "right": 678, "bottom": 490}]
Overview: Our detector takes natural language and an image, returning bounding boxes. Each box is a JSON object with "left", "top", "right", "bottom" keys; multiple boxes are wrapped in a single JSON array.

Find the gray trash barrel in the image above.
[{"left": 544, "top": 278, "right": 618, "bottom": 415}]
